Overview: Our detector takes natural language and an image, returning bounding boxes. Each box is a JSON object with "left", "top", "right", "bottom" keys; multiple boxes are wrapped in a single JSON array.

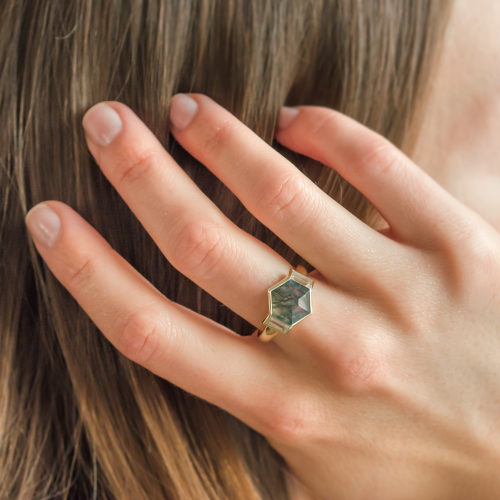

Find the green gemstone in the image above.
[{"left": 270, "top": 279, "right": 311, "bottom": 326}]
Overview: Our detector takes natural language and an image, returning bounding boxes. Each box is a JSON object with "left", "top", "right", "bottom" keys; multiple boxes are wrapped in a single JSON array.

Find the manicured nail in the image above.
[
  {"left": 277, "top": 107, "right": 299, "bottom": 131},
  {"left": 25, "top": 203, "right": 61, "bottom": 249},
  {"left": 170, "top": 94, "right": 198, "bottom": 132},
  {"left": 82, "top": 102, "right": 123, "bottom": 147}
]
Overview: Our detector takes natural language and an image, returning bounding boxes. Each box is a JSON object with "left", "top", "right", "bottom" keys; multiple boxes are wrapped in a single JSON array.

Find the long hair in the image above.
[{"left": 0, "top": 1, "right": 451, "bottom": 498}]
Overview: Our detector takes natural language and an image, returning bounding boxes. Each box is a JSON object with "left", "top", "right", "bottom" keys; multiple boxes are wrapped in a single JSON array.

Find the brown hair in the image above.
[{"left": 0, "top": 0, "right": 451, "bottom": 498}]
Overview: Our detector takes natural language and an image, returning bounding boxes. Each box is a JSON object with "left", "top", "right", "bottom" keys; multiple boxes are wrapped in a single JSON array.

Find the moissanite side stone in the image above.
[{"left": 270, "top": 279, "right": 311, "bottom": 326}]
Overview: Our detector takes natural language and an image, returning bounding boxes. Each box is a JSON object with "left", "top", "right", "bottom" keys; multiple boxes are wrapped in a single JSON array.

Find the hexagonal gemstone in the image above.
[{"left": 270, "top": 279, "right": 311, "bottom": 326}]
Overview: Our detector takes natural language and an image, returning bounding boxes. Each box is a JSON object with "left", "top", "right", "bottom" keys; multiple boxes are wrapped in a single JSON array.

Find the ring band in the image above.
[{"left": 258, "top": 265, "right": 314, "bottom": 342}]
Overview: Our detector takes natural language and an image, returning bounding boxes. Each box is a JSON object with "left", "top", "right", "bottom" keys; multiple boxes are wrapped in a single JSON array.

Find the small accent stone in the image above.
[{"left": 270, "top": 279, "right": 311, "bottom": 326}]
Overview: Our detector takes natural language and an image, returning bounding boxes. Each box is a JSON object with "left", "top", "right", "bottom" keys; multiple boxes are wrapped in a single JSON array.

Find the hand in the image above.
[{"left": 25, "top": 94, "right": 500, "bottom": 500}]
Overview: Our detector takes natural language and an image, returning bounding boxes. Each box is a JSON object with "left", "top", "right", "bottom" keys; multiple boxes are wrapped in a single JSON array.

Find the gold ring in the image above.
[{"left": 258, "top": 265, "right": 314, "bottom": 342}]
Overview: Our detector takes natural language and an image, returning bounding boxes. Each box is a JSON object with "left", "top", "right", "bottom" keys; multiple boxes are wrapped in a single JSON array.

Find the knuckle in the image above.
[
  {"left": 442, "top": 212, "right": 479, "bottom": 248},
  {"left": 114, "top": 147, "right": 160, "bottom": 188},
  {"left": 459, "top": 228, "right": 500, "bottom": 285},
  {"left": 119, "top": 304, "right": 173, "bottom": 365},
  {"left": 201, "top": 118, "right": 241, "bottom": 157},
  {"left": 434, "top": 212, "right": 500, "bottom": 286},
  {"left": 172, "top": 219, "right": 230, "bottom": 281},
  {"left": 356, "top": 140, "right": 403, "bottom": 179},
  {"left": 258, "top": 392, "right": 323, "bottom": 444},
  {"left": 334, "top": 341, "right": 388, "bottom": 393},
  {"left": 308, "top": 109, "right": 343, "bottom": 142},
  {"left": 259, "top": 172, "right": 314, "bottom": 227},
  {"left": 422, "top": 209, "right": 487, "bottom": 258},
  {"left": 66, "top": 254, "right": 99, "bottom": 290}
]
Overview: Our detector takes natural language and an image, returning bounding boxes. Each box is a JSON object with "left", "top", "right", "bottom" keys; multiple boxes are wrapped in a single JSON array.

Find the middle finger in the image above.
[{"left": 168, "top": 93, "right": 392, "bottom": 287}]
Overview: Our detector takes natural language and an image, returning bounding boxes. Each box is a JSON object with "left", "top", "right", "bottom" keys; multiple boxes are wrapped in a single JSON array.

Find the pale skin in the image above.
[{"left": 24, "top": 1, "right": 500, "bottom": 498}]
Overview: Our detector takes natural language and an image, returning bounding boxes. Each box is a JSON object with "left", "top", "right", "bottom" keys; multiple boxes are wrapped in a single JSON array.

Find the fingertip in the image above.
[
  {"left": 25, "top": 202, "right": 61, "bottom": 249},
  {"left": 276, "top": 107, "right": 300, "bottom": 132},
  {"left": 170, "top": 93, "right": 199, "bottom": 132},
  {"left": 83, "top": 102, "right": 124, "bottom": 148}
]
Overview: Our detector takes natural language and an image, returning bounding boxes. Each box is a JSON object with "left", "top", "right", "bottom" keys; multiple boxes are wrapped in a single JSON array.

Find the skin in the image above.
[
  {"left": 24, "top": 2, "right": 500, "bottom": 498},
  {"left": 413, "top": 0, "right": 500, "bottom": 232}
]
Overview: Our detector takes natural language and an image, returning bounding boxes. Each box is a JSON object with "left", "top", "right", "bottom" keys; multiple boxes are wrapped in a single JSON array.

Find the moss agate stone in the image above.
[{"left": 270, "top": 279, "right": 311, "bottom": 326}]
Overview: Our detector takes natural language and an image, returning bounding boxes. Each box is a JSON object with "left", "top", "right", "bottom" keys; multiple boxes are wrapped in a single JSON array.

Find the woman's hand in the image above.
[{"left": 25, "top": 94, "right": 500, "bottom": 499}]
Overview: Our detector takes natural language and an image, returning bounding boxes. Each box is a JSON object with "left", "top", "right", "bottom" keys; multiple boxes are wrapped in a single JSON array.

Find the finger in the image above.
[
  {"left": 168, "top": 93, "right": 393, "bottom": 286},
  {"left": 82, "top": 101, "right": 291, "bottom": 331},
  {"left": 275, "top": 106, "right": 467, "bottom": 247},
  {"left": 24, "top": 201, "right": 284, "bottom": 433}
]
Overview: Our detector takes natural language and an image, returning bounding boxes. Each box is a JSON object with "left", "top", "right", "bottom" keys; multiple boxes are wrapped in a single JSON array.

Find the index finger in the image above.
[{"left": 24, "top": 200, "right": 285, "bottom": 436}]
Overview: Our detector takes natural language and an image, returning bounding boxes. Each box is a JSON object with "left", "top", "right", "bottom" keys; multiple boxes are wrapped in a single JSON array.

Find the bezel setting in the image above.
[{"left": 262, "top": 268, "right": 314, "bottom": 335}]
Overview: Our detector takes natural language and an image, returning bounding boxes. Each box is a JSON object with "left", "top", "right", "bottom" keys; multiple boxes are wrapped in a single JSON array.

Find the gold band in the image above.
[
  {"left": 258, "top": 265, "right": 312, "bottom": 342},
  {"left": 258, "top": 326, "right": 280, "bottom": 342}
]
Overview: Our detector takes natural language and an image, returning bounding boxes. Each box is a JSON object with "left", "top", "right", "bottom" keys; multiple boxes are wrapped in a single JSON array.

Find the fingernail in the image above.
[
  {"left": 82, "top": 102, "right": 123, "bottom": 147},
  {"left": 277, "top": 107, "right": 299, "bottom": 131},
  {"left": 170, "top": 94, "right": 198, "bottom": 132},
  {"left": 25, "top": 203, "right": 61, "bottom": 249}
]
